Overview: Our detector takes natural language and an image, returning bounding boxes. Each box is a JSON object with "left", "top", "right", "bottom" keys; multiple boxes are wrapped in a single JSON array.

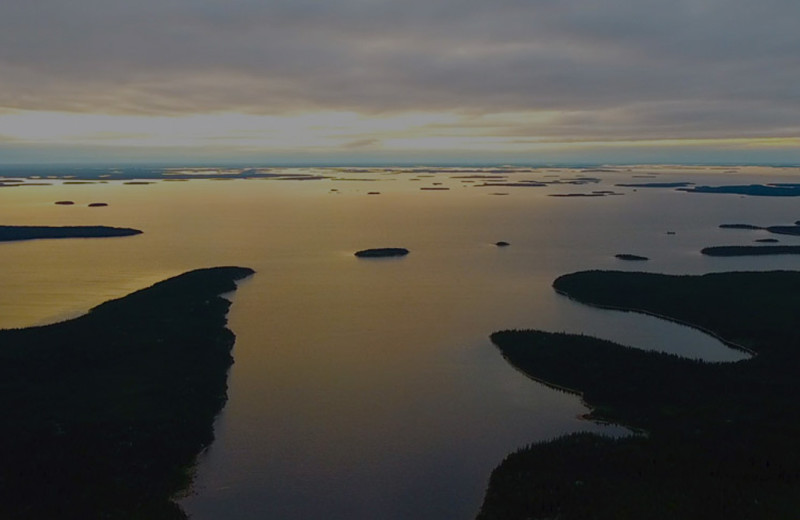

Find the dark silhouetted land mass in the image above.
[
  {"left": 450, "top": 174, "right": 509, "bottom": 179},
  {"left": 0, "top": 225, "right": 142, "bottom": 242},
  {"left": 1, "top": 166, "right": 335, "bottom": 182},
  {"left": 54, "top": 200, "right": 75, "bottom": 205},
  {"left": 549, "top": 193, "right": 606, "bottom": 197},
  {"left": 678, "top": 184, "right": 800, "bottom": 196},
  {"left": 719, "top": 223, "right": 763, "bottom": 230},
  {"left": 717, "top": 223, "right": 800, "bottom": 237},
  {"left": 88, "top": 202, "right": 109, "bottom": 207},
  {"left": 495, "top": 241, "right": 510, "bottom": 247},
  {"left": 766, "top": 225, "right": 800, "bottom": 236},
  {"left": 475, "top": 182, "right": 546, "bottom": 188},
  {"left": 0, "top": 266, "right": 254, "bottom": 519},
  {"left": 542, "top": 177, "right": 602, "bottom": 185},
  {"left": 354, "top": 247, "right": 409, "bottom": 258},
  {"left": 615, "top": 182, "right": 694, "bottom": 188},
  {"left": 701, "top": 245, "right": 800, "bottom": 256},
  {"left": 615, "top": 254, "right": 649, "bottom": 261},
  {"left": 756, "top": 238, "right": 780, "bottom": 243},
  {"left": 478, "top": 270, "right": 800, "bottom": 520}
]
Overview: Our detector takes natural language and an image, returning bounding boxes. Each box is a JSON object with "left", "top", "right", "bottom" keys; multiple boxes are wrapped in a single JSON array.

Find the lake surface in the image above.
[{"left": 0, "top": 165, "right": 797, "bottom": 519}]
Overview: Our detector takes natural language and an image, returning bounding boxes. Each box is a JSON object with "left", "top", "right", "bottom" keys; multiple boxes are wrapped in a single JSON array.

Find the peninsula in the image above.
[
  {"left": 479, "top": 270, "right": 800, "bottom": 520},
  {"left": 0, "top": 225, "right": 142, "bottom": 242},
  {"left": 0, "top": 266, "right": 254, "bottom": 519}
]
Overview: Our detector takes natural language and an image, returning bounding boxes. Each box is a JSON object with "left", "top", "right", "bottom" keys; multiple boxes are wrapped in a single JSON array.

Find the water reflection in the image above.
[{"left": 0, "top": 166, "right": 796, "bottom": 518}]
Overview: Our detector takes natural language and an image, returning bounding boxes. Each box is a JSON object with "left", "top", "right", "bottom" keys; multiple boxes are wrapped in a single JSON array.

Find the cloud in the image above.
[{"left": 0, "top": 0, "right": 799, "bottom": 145}]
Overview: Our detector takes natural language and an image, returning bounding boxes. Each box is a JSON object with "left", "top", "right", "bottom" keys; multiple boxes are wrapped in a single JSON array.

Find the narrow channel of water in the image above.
[{"left": 0, "top": 165, "right": 795, "bottom": 518}]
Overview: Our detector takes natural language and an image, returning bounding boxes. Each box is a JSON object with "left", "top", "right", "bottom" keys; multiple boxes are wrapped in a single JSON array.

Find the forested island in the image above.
[
  {"left": 354, "top": 247, "right": 409, "bottom": 258},
  {"left": 615, "top": 253, "right": 649, "bottom": 261},
  {"left": 0, "top": 225, "right": 142, "bottom": 242},
  {"left": 615, "top": 182, "right": 694, "bottom": 188},
  {"left": 678, "top": 184, "right": 800, "bottom": 197},
  {"left": 0, "top": 266, "right": 254, "bottom": 519},
  {"left": 478, "top": 270, "right": 800, "bottom": 520},
  {"left": 701, "top": 245, "right": 800, "bottom": 256}
]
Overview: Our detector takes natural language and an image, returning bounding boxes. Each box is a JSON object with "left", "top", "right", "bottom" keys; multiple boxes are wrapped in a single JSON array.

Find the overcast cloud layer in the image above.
[{"left": 1, "top": 0, "right": 799, "bottom": 145}]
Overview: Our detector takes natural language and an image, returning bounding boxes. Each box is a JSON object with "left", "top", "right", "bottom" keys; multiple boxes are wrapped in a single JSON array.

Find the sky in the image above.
[{"left": 1, "top": 0, "right": 798, "bottom": 165}]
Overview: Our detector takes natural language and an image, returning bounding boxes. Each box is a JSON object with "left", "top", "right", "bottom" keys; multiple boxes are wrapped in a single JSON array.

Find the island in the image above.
[
  {"left": 717, "top": 222, "right": 800, "bottom": 237},
  {"left": 478, "top": 270, "right": 800, "bottom": 520},
  {"left": 615, "top": 182, "right": 694, "bottom": 188},
  {"left": 719, "top": 223, "right": 763, "bottom": 230},
  {"left": 615, "top": 253, "right": 649, "bottom": 261},
  {"left": 678, "top": 184, "right": 800, "bottom": 197},
  {"left": 765, "top": 225, "right": 800, "bottom": 236},
  {"left": 0, "top": 225, "right": 142, "bottom": 242},
  {"left": 548, "top": 193, "right": 606, "bottom": 197},
  {"left": 0, "top": 266, "right": 254, "bottom": 518},
  {"left": 495, "top": 241, "right": 511, "bottom": 247},
  {"left": 475, "top": 182, "right": 547, "bottom": 188},
  {"left": 701, "top": 245, "right": 800, "bottom": 256},
  {"left": 354, "top": 247, "right": 409, "bottom": 258}
]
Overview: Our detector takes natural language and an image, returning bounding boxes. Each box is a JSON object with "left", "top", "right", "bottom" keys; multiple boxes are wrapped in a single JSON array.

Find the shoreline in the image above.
[{"left": 0, "top": 266, "right": 254, "bottom": 518}]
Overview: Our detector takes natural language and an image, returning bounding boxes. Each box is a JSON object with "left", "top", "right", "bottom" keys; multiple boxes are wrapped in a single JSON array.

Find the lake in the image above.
[{"left": 0, "top": 165, "right": 797, "bottom": 519}]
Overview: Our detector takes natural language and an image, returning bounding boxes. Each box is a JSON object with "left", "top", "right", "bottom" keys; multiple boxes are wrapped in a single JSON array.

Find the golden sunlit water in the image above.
[{"left": 0, "top": 166, "right": 797, "bottom": 519}]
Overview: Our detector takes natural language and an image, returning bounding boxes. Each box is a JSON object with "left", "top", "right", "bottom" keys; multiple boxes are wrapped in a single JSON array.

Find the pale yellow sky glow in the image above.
[
  {"left": 1, "top": 0, "right": 798, "bottom": 163},
  {"left": 0, "top": 109, "right": 461, "bottom": 150},
  {"left": 2, "top": 109, "right": 796, "bottom": 161}
]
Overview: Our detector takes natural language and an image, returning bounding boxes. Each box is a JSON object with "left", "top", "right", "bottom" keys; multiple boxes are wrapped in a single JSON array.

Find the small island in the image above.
[
  {"left": 615, "top": 253, "right": 649, "bottom": 261},
  {"left": 495, "top": 241, "right": 510, "bottom": 247},
  {"left": 475, "top": 182, "right": 546, "bottom": 188},
  {"left": 0, "top": 266, "right": 254, "bottom": 518},
  {"left": 701, "top": 245, "right": 800, "bottom": 256},
  {"left": 717, "top": 222, "right": 800, "bottom": 237},
  {"left": 0, "top": 225, "right": 142, "bottom": 242},
  {"left": 615, "top": 182, "right": 694, "bottom": 188},
  {"left": 354, "top": 247, "right": 409, "bottom": 258},
  {"left": 88, "top": 202, "right": 109, "bottom": 207},
  {"left": 719, "top": 223, "right": 763, "bottom": 230},
  {"left": 548, "top": 193, "right": 606, "bottom": 197},
  {"left": 678, "top": 184, "right": 800, "bottom": 197}
]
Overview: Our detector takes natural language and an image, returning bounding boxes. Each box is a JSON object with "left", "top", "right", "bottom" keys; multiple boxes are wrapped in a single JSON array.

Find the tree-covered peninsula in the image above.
[
  {"left": 0, "top": 266, "right": 254, "bottom": 519},
  {"left": 479, "top": 270, "right": 800, "bottom": 520}
]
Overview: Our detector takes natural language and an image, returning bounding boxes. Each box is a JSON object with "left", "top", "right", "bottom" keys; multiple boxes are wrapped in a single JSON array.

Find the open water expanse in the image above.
[{"left": 0, "top": 165, "right": 797, "bottom": 519}]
